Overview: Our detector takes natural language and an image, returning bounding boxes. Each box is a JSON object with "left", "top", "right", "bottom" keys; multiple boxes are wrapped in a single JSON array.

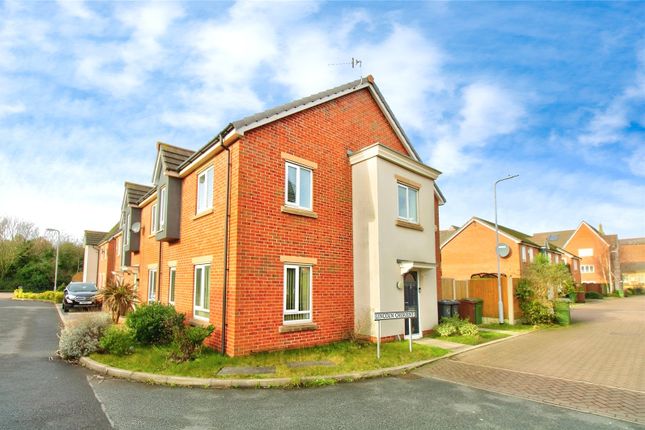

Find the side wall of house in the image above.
[
  {"left": 229, "top": 88, "right": 412, "bottom": 355},
  {"left": 564, "top": 224, "right": 610, "bottom": 284},
  {"left": 441, "top": 222, "right": 522, "bottom": 280}
]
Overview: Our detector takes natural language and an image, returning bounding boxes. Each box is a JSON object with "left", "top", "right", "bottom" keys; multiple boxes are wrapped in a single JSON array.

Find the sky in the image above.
[{"left": 1, "top": 0, "right": 644, "bottom": 242}]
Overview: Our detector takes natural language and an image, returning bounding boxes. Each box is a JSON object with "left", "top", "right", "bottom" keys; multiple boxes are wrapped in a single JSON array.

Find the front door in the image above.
[{"left": 403, "top": 271, "right": 420, "bottom": 337}]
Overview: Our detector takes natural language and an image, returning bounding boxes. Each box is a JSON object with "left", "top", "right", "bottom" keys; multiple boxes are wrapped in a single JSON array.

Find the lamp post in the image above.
[
  {"left": 494, "top": 174, "right": 519, "bottom": 324},
  {"left": 45, "top": 228, "right": 60, "bottom": 292}
]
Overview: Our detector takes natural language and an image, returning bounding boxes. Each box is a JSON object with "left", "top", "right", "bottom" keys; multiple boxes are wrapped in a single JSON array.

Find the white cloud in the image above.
[
  {"left": 56, "top": 0, "right": 97, "bottom": 20},
  {"left": 75, "top": 2, "right": 184, "bottom": 96},
  {"left": 0, "top": 102, "right": 24, "bottom": 117},
  {"left": 628, "top": 145, "right": 645, "bottom": 177},
  {"left": 430, "top": 82, "right": 524, "bottom": 174}
]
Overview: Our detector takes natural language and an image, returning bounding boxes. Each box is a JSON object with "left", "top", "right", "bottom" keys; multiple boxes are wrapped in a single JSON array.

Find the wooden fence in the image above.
[{"left": 440, "top": 277, "right": 523, "bottom": 324}]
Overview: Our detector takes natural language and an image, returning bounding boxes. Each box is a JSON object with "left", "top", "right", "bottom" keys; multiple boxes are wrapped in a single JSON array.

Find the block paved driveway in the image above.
[{"left": 414, "top": 296, "right": 645, "bottom": 424}]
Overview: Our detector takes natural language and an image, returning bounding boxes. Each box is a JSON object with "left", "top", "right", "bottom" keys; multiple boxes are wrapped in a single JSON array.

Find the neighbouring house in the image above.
[
  {"left": 440, "top": 217, "right": 574, "bottom": 281},
  {"left": 82, "top": 230, "right": 107, "bottom": 284},
  {"left": 619, "top": 237, "right": 645, "bottom": 289},
  {"left": 533, "top": 221, "right": 619, "bottom": 290},
  {"left": 95, "top": 224, "right": 120, "bottom": 290},
  {"left": 90, "top": 76, "right": 445, "bottom": 356}
]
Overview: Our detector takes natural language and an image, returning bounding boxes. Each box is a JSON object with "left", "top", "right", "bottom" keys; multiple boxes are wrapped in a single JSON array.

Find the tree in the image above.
[{"left": 516, "top": 254, "right": 575, "bottom": 324}]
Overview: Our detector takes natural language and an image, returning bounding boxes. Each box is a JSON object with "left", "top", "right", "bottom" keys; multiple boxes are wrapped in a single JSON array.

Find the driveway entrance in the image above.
[{"left": 414, "top": 296, "right": 645, "bottom": 424}]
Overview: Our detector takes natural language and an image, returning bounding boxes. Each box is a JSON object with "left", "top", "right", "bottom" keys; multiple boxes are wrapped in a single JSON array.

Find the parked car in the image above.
[{"left": 62, "top": 282, "right": 100, "bottom": 312}]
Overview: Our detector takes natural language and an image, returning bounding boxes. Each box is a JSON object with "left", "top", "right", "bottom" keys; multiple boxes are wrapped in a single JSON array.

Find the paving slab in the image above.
[
  {"left": 414, "top": 337, "right": 470, "bottom": 351},
  {"left": 218, "top": 366, "right": 275, "bottom": 376},
  {"left": 286, "top": 360, "right": 335, "bottom": 369},
  {"left": 415, "top": 295, "right": 645, "bottom": 424}
]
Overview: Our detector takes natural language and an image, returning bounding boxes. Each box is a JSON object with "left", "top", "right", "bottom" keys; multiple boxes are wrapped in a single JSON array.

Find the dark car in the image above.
[{"left": 62, "top": 282, "right": 100, "bottom": 312}]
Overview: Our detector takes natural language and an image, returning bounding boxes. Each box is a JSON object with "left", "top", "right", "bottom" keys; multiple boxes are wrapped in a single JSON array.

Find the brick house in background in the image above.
[
  {"left": 533, "top": 221, "right": 618, "bottom": 290},
  {"left": 440, "top": 217, "right": 579, "bottom": 282},
  {"left": 89, "top": 76, "right": 445, "bottom": 356},
  {"left": 619, "top": 237, "right": 645, "bottom": 289},
  {"left": 95, "top": 224, "right": 120, "bottom": 290}
]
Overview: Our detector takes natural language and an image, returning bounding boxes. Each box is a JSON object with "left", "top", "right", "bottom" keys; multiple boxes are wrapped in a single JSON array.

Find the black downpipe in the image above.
[
  {"left": 157, "top": 240, "right": 162, "bottom": 301},
  {"left": 221, "top": 135, "right": 231, "bottom": 355}
]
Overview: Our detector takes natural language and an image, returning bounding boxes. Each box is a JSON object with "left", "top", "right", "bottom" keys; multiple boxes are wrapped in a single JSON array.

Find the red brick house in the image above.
[
  {"left": 90, "top": 76, "right": 445, "bottom": 356},
  {"left": 533, "top": 221, "right": 617, "bottom": 290},
  {"left": 440, "top": 217, "right": 578, "bottom": 281}
]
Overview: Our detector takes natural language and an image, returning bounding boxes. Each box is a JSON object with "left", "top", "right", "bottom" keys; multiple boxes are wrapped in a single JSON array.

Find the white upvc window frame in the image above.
[
  {"left": 168, "top": 267, "right": 176, "bottom": 305},
  {"left": 283, "top": 264, "right": 313, "bottom": 324},
  {"left": 159, "top": 186, "right": 167, "bottom": 229},
  {"left": 151, "top": 203, "right": 159, "bottom": 233},
  {"left": 116, "top": 236, "right": 121, "bottom": 257},
  {"left": 148, "top": 269, "right": 157, "bottom": 302},
  {"left": 521, "top": 246, "right": 527, "bottom": 262},
  {"left": 193, "top": 263, "right": 211, "bottom": 320},
  {"left": 397, "top": 183, "right": 419, "bottom": 224},
  {"left": 579, "top": 248, "right": 594, "bottom": 257},
  {"left": 528, "top": 247, "right": 534, "bottom": 262},
  {"left": 196, "top": 166, "right": 214, "bottom": 214},
  {"left": 284, "top": 162, "right": 313, "bottom": 210},
  {"left": 581, "top": 264, "right": 595, "bottom": 273}
]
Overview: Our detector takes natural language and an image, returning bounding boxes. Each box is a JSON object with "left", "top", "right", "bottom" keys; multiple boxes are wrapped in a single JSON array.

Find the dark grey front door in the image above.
[{"left": 403, "top": 271, "right": 420, "bottom": 336}]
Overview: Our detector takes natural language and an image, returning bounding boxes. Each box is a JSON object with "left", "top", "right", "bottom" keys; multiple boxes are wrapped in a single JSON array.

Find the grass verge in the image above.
[
  {"left": 429, "top": 330, "right": 509, "bottom": 345},
  {"left": 479, "top": 323, "right": 538, "bottom": 332},
  {"left": 90, "top": 340, "right": 450, "bottom": 379}
]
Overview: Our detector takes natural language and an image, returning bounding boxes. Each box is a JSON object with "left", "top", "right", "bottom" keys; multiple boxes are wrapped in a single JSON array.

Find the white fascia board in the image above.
[
  {"left": 349, "top": 143, "right": 440, "bottom": 180},
  {"left": 137, "top": 192, "right": 157, "bottom": 208},
  {"left": 178, "top": 130, "right": 239, "bottom": 178}
]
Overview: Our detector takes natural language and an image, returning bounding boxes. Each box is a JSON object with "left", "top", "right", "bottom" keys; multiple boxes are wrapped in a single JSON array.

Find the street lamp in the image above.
[
  {"left": 494, "top": 174, "right": 519, "bottom": 324},
  {"left": 45, "top": 228, "right": 60, "bottom": 292}
]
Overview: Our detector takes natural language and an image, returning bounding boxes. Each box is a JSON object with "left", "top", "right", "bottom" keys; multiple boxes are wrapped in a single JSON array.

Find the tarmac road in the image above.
[{"left": 0, "top": 297, "right": 639, "bottom": 430}]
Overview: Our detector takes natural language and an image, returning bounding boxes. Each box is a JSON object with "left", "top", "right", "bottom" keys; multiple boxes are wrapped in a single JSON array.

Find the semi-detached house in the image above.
[{"left": 90, "top": 76, "right": 445, "bottom": 356}]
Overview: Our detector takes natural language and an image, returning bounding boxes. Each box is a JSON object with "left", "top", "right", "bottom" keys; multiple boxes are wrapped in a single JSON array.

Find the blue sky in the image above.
[{"left": 1, "top": 0, "right": 643, "bottom": 241}]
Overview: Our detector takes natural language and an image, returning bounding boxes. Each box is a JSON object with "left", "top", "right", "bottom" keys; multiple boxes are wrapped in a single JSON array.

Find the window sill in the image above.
[
  {"left": 281, "top": 206, "right": 318, "bottom": 219},
  {"left": 192, "top": 208, "right": 213, "bottom": 220},
  {"left": 279, "top": 322, "right": 318, "bottom": 333},
  {"left": 396, "top": 219, "right": 424, "bottom": 231},
  {"left": 189, "top": 318, "right": 210, "bottom": 327}
]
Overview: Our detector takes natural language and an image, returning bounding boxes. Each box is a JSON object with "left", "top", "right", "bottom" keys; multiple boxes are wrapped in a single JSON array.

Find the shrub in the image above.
[
  {"left": 585, "top": 291, "right": 604, "bottom": 300},
  {"left": 633, "top": 287, "right": 644, "bottom": 295},
  {"left": 521, "top": 300, "right": 554, "bottom": 325},
  {"left": 435, "top": 316, "right": 479, "bottom": 337},
  {"left": 58, "top": 313, "right": 112, "bottom": 360},
  {"left": 170, "top": 324, "right": 214, "bottom": 362},
  {"left": 99, "top": 326, "right": 136, "bottom": 356},
  {"left": 459, "top": 322, "right": 479, "bottom": 337},
  {"left": 13, "top": 288, "right": 63, "bottom": 303},
  {"left": 98, "top": 278, "right": 138, "bottom": 323},
  {"left": 126, "top": 303, "right": 184, "bottom": 345}
]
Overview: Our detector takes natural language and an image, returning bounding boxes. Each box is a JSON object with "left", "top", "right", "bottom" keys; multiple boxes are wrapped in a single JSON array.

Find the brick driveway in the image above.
[{"left": 414, "top": 296, "right": 645, "bottom": 424}]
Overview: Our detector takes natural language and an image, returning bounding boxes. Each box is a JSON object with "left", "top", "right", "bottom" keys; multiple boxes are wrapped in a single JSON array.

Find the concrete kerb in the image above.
[{"left": 57, "top": 302, "right": 536, "bottom": 389}]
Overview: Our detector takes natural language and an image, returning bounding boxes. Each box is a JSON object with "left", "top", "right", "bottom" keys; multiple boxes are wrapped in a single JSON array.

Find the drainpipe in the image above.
[
  {"left": 158, "top": 240, "right": 162, "bottom": 301},
  {"left": 221, "top": 134, "right": 232, "bottom": 355}
]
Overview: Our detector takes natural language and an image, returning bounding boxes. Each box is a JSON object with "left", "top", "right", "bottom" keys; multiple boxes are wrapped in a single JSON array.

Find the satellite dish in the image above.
[
  {"left": 131, "top": 222, "right": 141, "bottom": 233},
  {"left": 496, "top": 243, "right": 511, "bottom": 258}
]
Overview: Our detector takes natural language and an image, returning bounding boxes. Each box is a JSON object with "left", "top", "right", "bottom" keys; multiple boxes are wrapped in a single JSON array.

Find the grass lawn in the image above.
[
  {"left": 429, "top": 330, "right": 509, "bottom": 345},
  {"left": 479, "top": 323, "right": 538, "bottom": 332},
  {"left": 90, "top": 340, "right": 450, "bottom": 380}
]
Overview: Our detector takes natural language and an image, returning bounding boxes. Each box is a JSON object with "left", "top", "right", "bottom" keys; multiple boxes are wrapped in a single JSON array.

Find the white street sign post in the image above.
[{"left": 374, "top": 310, "right": 417, "bottom": 359}]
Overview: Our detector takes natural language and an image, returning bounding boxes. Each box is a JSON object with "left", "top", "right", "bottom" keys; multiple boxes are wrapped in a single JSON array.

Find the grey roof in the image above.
[
  {"left": 84, "top": 230, "right": 107, "bottom": 246},
  {"left": 473, "top": 217, "right": 540, "bottom": 247},
  {"left": 98, "top": 223, "right": 120, "bottom": 245},
  {"left": 158, "top": 142, "right": 194, "bottom": 172},
  {"left": 179, "top": 75, "right": 422, "bottom": 171},
  {"left": 620, "top": 237, "right": 645, "bottom": 245},
  {"left": 439, "top": 229, "right": 457, "bottom": 244},
  {"left": 621, "top": 262, "right": 645, "bottom": 273},
  {"left": 125, "top": 182, "right": 153, "bottom": 205},
  {"left": 531, "top": 230, "right": 575, "bottom": 249}
]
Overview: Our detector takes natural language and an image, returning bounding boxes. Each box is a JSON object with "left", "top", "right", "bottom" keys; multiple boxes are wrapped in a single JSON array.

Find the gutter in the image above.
[{"left": 221, "top": 133, "right": 232, "bottom": 355}]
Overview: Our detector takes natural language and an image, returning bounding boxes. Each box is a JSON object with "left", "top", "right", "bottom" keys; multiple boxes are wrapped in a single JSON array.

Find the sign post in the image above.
[{"left": 374, "top": 310, "right": 417, "bottom": 359}]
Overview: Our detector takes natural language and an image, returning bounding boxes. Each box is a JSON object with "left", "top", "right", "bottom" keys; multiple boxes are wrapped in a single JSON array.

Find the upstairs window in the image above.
[
  {"left": 159, "top": 187, "right": 167, "bottom": 229},
  {"left": 151, "top": 203, "right": 159, "bottom": 233},
  {"left": 521, "top": 246, "right": 527, "bottom": 262},
  {"left": 581, "top": 264, "right": 595, "bottom": 273},
  {"left": 397, "top": 183, "right": 418, "bottom": 223},
  {"left": 285, "top": 162, "right": 312, "bottom": 210},
  {"left": 579, "top": 248, "right": 593, "bottom": 257},
  {"left": 197, "top": 167, "right": 214, "bottom": 214}
]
